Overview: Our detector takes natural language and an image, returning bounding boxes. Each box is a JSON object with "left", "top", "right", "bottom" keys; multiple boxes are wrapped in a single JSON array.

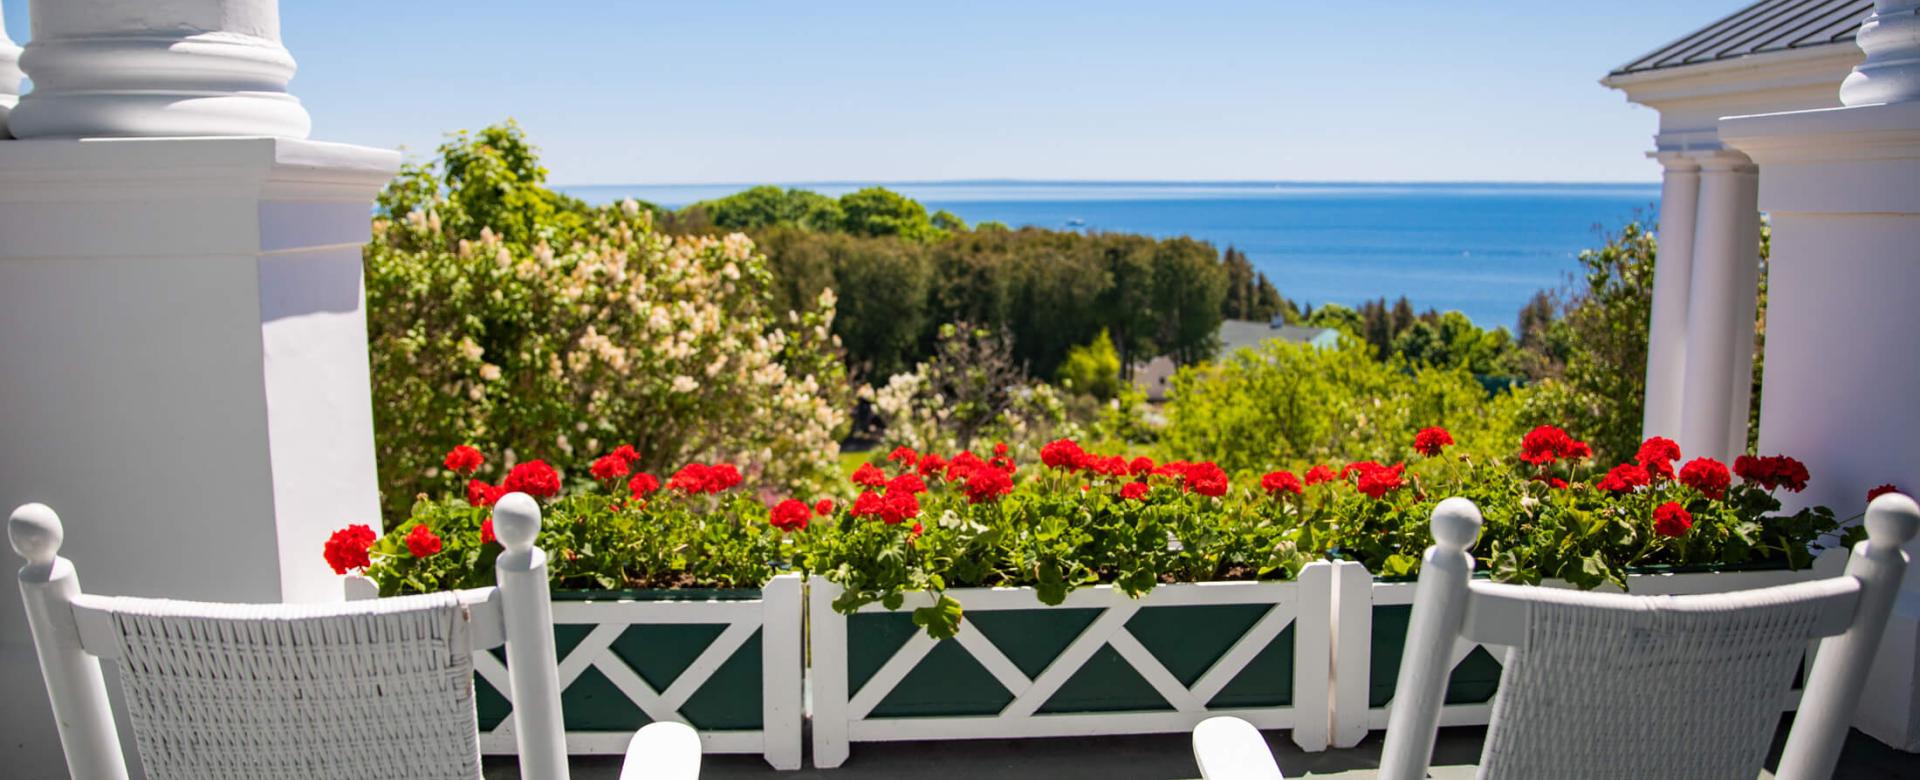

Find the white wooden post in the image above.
[
  {"left": 808, "top": 576, "right": 852, "bottom": 768},
  {"left": 0, "top": 0, "right": 20, "bottom": 138},
  {"left": 1289, "top": 560, "right": 1334, "bottom": 751},
  {"left": 1778, "top": 494, "right": 1920, "bottom": 776},
  {"left": 9, "top": 503, "right": 128, "bottom": 780},
  {"left": 760, "top": 574, "right": 803, "bottom": 769},
  {"left": 1375, "top": 498, "right": 1481, "bottom": 780},
  {"left": 492, "top": 493, "right": 570, "bottom": 780},
  {"left": 1328, "top": 559, "right": 1375, "bottom": 748}
]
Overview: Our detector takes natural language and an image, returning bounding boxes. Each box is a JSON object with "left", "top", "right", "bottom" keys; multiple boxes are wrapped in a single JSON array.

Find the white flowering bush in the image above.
[
  {"left": 367, "top": 124, "right": 849, "bottom": 517},
  {"left": 859, "top": 322, "right": 1083, "bottom": 457}
]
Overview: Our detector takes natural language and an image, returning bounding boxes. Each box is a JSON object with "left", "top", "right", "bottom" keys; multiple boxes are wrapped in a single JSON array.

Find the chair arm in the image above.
[
  {"left": 619, "top": 721, "right": 702, "bottom": 780},
  {"left": 1192, "top": 716, "right": 1285, "bottom": 780}
]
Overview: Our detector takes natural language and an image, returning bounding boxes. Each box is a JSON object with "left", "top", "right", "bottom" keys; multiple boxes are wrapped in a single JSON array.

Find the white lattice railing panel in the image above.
[
  {"left": 809, "top": 563, "right": 1334, "bottom": 768},
  {"left": 475, "top": 574, "right": 802, "bottom": 770}
]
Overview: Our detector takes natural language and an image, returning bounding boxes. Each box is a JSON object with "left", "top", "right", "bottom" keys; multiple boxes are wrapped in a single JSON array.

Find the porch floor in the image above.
[{"left": 489, "top": 721, "right": 1912, "bottom": 778}]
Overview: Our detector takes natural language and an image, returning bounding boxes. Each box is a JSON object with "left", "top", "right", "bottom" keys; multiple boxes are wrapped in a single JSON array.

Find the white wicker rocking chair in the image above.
[
  {"left": 10, "top": 493, "right": 701, "bottom": 780},
  {"left": 1192, "top": 493, "right": 1919, "bottom": 780}
]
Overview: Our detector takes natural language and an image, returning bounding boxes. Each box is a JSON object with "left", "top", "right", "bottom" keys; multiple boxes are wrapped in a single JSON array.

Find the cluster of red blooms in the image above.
[
  {"left": 768, "top": 499, "right": 811, "bottom": 532},
  {"left": 1733, "top": 454, "right": 1810, "bottom": 493},
  {"left": 668, "top": 462, "right": 743, "bottom": 495},
  {"left": 1519, "top": 425, "right": 1593, "bottom": 466},
  {"left": 1040, "top": 438, "right": 1232, "bottom": 498},
  {"left": 1653, "top": 501, "right": 1693, "bottom": 538},
  {"left": 1346, "top": 461, "right": 1409, "bottom": 499},
  {"left": 590, "top": 445, "right": 641, "bottom": 482},
  {"left": 454, "top": 450, "right": 563, "bottom": 508},
  {"left": 1412, "top": 427, "right": 1455, "bottom": 457},
  {"left": 323, "top": 524, "right": 377, "bottom": 574}
]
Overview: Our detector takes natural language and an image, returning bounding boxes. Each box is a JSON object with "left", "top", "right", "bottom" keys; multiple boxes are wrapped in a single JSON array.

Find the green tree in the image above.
[
  {"left": 1517, "top": 222, "right": 1657, "bottom": 463},
  {"left": 689, "top": 186, "right": 843, "bottom": 232},
  {"left": 1057, "top": 329, "right": 1125, "bottom": 401},
  {"left": 839, "top": 187, "right": 943, "bottom": 241}
]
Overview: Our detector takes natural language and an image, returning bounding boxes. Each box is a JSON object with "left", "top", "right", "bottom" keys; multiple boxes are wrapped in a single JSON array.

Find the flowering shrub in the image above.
[
  {"left": 367, "top": 124, "right": 849, "bottom": 517},
  {"left": 329, "top": 428, "right": 1842, "bottom": 639},
  {"left": 801, "top": 442, "right": 1316, "bottom": 639},
  {"left": 1294, "top": 426, "right": 1844, "bottom": 590},
  {"left": 860, "top": 323, "right": 1083, "bottom": 457},
  {"left": 328, "top": 445, "right": 800, "bottom": 596}
]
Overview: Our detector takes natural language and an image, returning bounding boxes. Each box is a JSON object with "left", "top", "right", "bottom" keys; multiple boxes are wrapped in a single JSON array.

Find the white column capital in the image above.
[
  {"left": 8, "top": 0, "right": 310, "bottom": 139},
  {"left": 1841, "top": 0, "right": 1920, "bottom": 106},
  {"left": 0, "top": 0, "right": 22, "bottom": 138}
]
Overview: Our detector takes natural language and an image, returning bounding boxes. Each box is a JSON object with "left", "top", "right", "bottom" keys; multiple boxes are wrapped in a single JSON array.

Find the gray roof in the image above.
[
  {"left": 1215, "top": 320, "right": 1335, "bottom": 359},
  {"left": 1611, "top": 0, "right": 1870, "bottom": 76}
]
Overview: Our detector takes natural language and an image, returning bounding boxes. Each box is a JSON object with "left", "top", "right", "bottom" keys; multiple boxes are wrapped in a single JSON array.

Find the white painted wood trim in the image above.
[
  {"left": 810, "top": 576, "right": 1326, "bottom": 767},
  {"left": 477, "top": 575, "right": 804, "bottom": 768}
]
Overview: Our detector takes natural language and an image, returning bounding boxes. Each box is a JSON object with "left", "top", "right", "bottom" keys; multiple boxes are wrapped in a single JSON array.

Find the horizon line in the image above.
[{"left": 554, "top": 177, "right": 1664, "bottom": 190}]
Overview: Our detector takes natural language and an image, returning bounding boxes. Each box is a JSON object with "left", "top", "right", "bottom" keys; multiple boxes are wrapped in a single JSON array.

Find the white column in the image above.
[
  {"left": 1674, "top": 152, "right": 1760, "bottom": 464},
  {"left": 0, "top": 0, "right": 21, "bottom": 138},
  {"left": 1642, "top": 152, "right": 1700, "bottom": 440},
  {"left": 7, "top": 0, "right": 310, "bottom": 138},
  {"left": 0, "top": 1, "right": 393, "bottom": 775},
  {"left": 1723, "top": 0, "right": 1920, "bottom": 748}
]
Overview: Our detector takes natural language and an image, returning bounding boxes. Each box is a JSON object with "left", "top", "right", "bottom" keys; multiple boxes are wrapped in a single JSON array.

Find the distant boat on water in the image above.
[{"left": 1066, "top": 218, "right": 1086, "bottom": 227}]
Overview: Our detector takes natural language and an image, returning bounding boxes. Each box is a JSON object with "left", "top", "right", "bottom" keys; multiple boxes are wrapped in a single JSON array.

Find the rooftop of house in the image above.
[
  {"left": 1215, "top": 319, "right": 1338, "bottom": 360},
  {"left": 1611, "top": 0, "right": 1871, "bottom": 76}
]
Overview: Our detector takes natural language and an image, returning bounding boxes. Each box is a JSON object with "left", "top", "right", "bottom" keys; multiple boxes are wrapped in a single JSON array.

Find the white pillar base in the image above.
[
  {"left": 1724, "top": 99, "right": 1920, "bottom": 751},
  {"left": 0, "top": 136, "right": 398, "bottom": 772}
]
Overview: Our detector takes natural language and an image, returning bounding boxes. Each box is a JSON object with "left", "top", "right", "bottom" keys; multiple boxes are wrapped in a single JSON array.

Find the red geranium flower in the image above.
[
  {"left": 1183, "top": 462, "right": 1231, "bottom": 497},
  {"left": 502, "top": 460, "right": 561, "bottom": 498},
  {"left": 880, "top": 490, "right": 921, "bottom": 525},
  {"left": 888, "top": 473, "right": 927, "bottom": 495},
  {"left": 404, "top": 524, "right": 443, "bottom": 558},
  {"left": 466, "top": 479, "right": 506, "bottom": 508},
  {"left": 887, "top": 446, "right": 919, "bottom": 470},
  {"left": 814, "top": 498, "right": 835, "bottom": 516},
  {"left": 993, "top": 442, "right": 1009, "bottom": 458},
  {"left": 628, "top": 472, "right": 661, "bottom": 498},
  {"left": 1530, "top": 474, "right": 1569, "bottom": 490},
  {"left": 916, "top": 453, "right": 948, "bottom": 478},
  {"left": 1596, "top": 463, "right": 1651, "bottom": 494},
  {"left": 1679, "top": 457, "right": 1731, "bottom": 501},
  {"left": 1129, "top": 456, "right": 1156, "bottom": 476},
  {"left": 1636, "top": 436, "right": 1681, "bottom": 479},
  {"left": 708, "top": 464, "right": 743, "bottom": 492},
  {"left": 1519, "top": 426, "right": 1587, "bottom": 465},
  {"left": 1041, "top": 439, "right": 1086, "bottom": 471},
  {"left": 945, "top": 451, "right": 987, "bottom": 481},
  {"left": 1261, "top": 470, "right": 1304, "bottom": 497},
  {"left": 1868, "top": 484, "right": 1902, "bottom": 503},
  {"left": 590, "top": 452, "right": 632, "bottom": 482},
  {"left": 1120, "top": 482, "right": 1150, "bottom": 501},
  {"left": 1351, "top": 462, "right": 1406, "bottom": 499},
  {"left": 989, "top": 454, "right": 1019, "bottom": 474},
  {"left": 852, "top": 462, "right": 888, "bottom": 488},
  {"left": 769, "top": 499, "right": 811, "bottom": 532},
  {"left": 610, "top": 444, "right": 640, "bottom": 463},
  {"left": 481, "top": 518, "right": 496, "bottom": 545},
  {"left": 323, "top": 524, "right": 376, "bottom": 574},
  {"left": 962, "top": 467, "right": 1014, "bottom": 503},
  {"left": 1304, "top": 465, "right": 1336, "bottom": 485},
  {"left": 1733, "top": 454, "right": 1810, "bottom": 493},
  {"left": 443, "top": 445, "right": 485, "bottom": 474},
  {"left": 1654, "top": 501, "right": 1693, "bottom": 538},
  {"left": 851, "top": 490, "right": 885, "bottom": 518},
  {"left": 1413, "top": 427, "right": 1454, "bottom": 457}
]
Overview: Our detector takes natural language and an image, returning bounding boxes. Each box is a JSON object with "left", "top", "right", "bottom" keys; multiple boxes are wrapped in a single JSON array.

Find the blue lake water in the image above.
[{"left": 560, "top": 181, "right": 1661, "bottom": 329}]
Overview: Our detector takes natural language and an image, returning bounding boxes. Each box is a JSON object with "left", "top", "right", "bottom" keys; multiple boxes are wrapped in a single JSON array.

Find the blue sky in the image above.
[{"left": 6, "top": 1, "right": 1750, "bottom": 185}]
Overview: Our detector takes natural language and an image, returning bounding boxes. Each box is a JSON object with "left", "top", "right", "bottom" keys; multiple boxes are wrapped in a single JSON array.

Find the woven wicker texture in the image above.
[
  {"left": 101, "top": 592, "right": 483, "bottom": 780},
  {"left": 1478, "top": 587, "right": 1826, "bottom": 779}
]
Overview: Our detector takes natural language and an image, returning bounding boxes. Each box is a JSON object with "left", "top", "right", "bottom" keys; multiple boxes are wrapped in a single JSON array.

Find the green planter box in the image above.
[
  {"left": 807, "top": 567, "right": 1335, "bottom": 769},
  {"left": 473, "top": 574, "right": 803, "bottom": 770},
  {"left": 1326, "top": 553, "right": 1848, "bottom": 748}
]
